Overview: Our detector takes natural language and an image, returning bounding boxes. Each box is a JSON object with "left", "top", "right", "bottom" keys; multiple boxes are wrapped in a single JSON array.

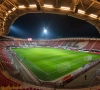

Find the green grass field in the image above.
[{"left": 12, "top": 47, "right": 100, "bottom": 81}]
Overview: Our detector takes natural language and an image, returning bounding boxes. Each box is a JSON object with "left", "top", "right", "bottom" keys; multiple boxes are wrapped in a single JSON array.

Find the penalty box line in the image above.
[
  {"left": 31, "top": 63, "right": 56, "bottom": 75},
  {"left": 26, "top": 59, "right": 49, "bottom": 75},
  {"left": 18, "top": 53, "right": 49, "bottom": 75},
  {"left": 32, "top": 59, "right": 84, "bottom": 76},
  {"left": 31, "top": 63, "right": 49, "bottom": 75},
  {"left": 29, "top": 59, "right": 85, "bottom": 76},
  {"left": 47, "top": 60, "right": 86, "bottom": 75}
]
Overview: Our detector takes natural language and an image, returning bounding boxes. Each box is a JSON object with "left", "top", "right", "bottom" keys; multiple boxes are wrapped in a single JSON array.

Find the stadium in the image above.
[{"left": 0, "top": 0, "right": 100, "bottom": 90}]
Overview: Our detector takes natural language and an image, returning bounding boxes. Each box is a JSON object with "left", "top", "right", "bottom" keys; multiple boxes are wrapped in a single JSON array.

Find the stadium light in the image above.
[
  {"left": 43, "top": 4, "right": 53, "bottom": 8},
  {"left": 78, "top": 9, "right": 85, "bottom": 14},
  {"left": 60, "top": 6, "right": 70, "bottom": 10},
  {"left": 6, "top": 13, "right": 8, "bottom": 16},
  {"left": 44, "top": 29, "right": 47, "bottom": 34},
  {"left": 12, "top": 7, "right": 16, "bottom": 11},
  {"left": 8, "top": 10, "right": 11, "bottom": 13},
  {"left": 89, "top": 14, "right": 97, "bottom": 18},
  {"left": 18, "top": 5, "right": 26, "bottom": 8},
  {"left": 29, "top": 4, "right": 36, "bottom": 8}
]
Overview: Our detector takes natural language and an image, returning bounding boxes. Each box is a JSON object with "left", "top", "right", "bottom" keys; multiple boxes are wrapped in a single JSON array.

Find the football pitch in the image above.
[{"left": 12, "top": 47, "right": 100, "bottom": 81}]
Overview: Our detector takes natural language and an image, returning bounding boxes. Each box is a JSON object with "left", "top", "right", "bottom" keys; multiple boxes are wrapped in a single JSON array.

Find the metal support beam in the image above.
[
  {"left": 85, "top": 1, "right": 95, "bottom": 11},
  {"left": 0, "top": 15, "right": 4, "bottom": 19},
  {"left": 56, "top": 0, "right": 58, "bottom": 8},
  {"left": 79, "top": 0, "right": 85, "bottom": 10},
  {"left": 70, "top": 0, "right": 79, "bottom": 10},
  {"left": 7, "top": 0, "right": 17, "bottom": 8},
  {"left": 36, "top": 0, "right": 41, "bottom": 11},
  {"left": 38, "top": 0, "right": 44, "bottom": 6},
  {"left": 95, "top": 10, "right": 100, "bottom": 15},
  {"left": 25, "top": 0, "right": 30, "bottom": 4}
]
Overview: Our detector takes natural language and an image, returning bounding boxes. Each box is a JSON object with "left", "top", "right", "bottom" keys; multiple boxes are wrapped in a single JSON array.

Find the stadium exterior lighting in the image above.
[
  {"left": 29, "top": 4, "right": 36, "bottom": 8},
  {"left": 89, "top": 14, "right": 97, "bottom": 18},
  {"left": 18, "top": 5, "right": 26, "bottom": 8},
  {"left": 43, "top": 4, "right": 53, "bottom": 8},
  {"left": 12, "top": 7, "right": 16, "bottom": 11},
  {"left": 78, "top": 9, "right": 85, "bottom": 14},
  {"left": 60, "top": 6, "right": 70, "bottom": 10}
]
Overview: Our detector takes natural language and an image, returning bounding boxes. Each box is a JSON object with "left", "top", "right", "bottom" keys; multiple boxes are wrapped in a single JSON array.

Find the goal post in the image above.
[
  {"left": 84, "top": 56, "right": 92, "bottom": 61},
  {"left": 56, "top": 62, "right": 71, "bottom": 73}
]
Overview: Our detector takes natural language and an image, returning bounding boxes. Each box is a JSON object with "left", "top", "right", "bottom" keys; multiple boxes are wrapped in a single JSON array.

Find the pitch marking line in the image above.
[
  {"left": 27, "top": 60, "right": 49, "bottom": 75},
  {"left": 18, "top": 53, "right": 49, "bottom": 75},
  {"left": 32, "top": 63, "right": 49, "bottom": 75},
  {"left": 30, "top": 59, "right": 85, "bottom": 76},
  {"left": 25, "top": 57, "right": 87, "bottom": 76},
  {"left": 47, "top": 60, "right": 85, "bottom": 75}
]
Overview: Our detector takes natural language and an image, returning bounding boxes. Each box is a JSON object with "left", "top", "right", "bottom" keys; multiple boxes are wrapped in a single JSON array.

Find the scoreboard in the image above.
[{"left": 27, "top": 38, "right": 32, "bottom": 41}]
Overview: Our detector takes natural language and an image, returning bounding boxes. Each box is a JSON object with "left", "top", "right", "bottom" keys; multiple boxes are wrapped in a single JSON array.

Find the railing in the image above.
[
  {"left": 2, "top": 47, "right": 100, "bottom": 89},
  {"left": 4, "top": 48, "right": 36, "bottom": 85}
]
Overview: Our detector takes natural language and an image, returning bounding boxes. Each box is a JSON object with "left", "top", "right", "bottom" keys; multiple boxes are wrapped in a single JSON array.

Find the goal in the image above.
[
  {"left": 84, "top": 56, "right": 92, "bottom": 61},
  {"left": 56, "top": 62, "right": 71, "bottom": 73}
]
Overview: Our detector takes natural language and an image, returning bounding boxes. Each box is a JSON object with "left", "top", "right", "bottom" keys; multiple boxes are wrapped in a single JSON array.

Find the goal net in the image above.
[
  {"left": 84, "top": 56, "right": 92, "bottom": 61},
  {"left": 56, "top": 62, "right": 71, "bottom": 73}
]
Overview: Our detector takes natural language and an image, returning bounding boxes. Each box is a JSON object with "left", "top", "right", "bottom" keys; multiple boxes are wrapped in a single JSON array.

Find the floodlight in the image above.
[
  {"left": 78, "top": 9, "right": 85, "bottom": 14},
  {"left": 6, "top": 13, "right": 8, "bottom": 16},
  {"left": 43, "top": 4, "right": 53, "bottom": 8},
  {"left": 29, "top": 4, "right": 36, "bottom": 8},
  {"left": 18, "top": 5, "right": 25, "bottom": 8},
  {"left": 44, "top": 29, "right": 47, "bottom": 34},
  {"left": 8, "top": 10, "right": 11, "bottom": 13},
  {"left": 61, "top": 6, "right": 70, "bottom": 10},
  {"left": 89, "top": 14, "right": 97, "bottom": 18},
  {"left": 12, "top": 7, "right": 16, "bottom": 11}
]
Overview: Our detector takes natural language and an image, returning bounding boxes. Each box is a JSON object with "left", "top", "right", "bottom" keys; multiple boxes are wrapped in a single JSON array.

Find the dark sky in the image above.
[{"left": 8, "top": 13, "right": 100, "bottom": 39}]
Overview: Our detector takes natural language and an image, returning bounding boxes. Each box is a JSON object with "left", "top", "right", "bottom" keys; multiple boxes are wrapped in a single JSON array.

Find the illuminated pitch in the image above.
[{"left": 12, "top": 47, "right": 100, "bottom": 81}]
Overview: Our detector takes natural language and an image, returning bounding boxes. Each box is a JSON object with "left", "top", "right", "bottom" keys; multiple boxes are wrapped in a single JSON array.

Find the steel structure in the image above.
[{"left": 0, "top": 0, "right": 100, "bottom": 35}]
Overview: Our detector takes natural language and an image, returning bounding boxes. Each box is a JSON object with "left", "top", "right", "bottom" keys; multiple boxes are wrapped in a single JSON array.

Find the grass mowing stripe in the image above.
[
  {"left": 15, "top": 52, "right": 51, "bottom": 80},
  {"left": 12, "top": 47, "right": 100, "bottom": 81}
]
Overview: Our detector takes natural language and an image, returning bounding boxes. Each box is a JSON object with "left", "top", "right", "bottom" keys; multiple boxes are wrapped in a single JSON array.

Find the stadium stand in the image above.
[
  {"left": 59, "top": 40, "right": 67, "bottom": 46},
  {"left": 0, "top": 71, "right": 21, "bottom": 87},
  {"left": 0, "top": 47, "right": 16, "bottom": 72},
  {"left": 76, "top": 40, "right": 89, "bottom": 49},
  {"left": 72, "top": 40, "right": 79, "bottom": 48},
  {"left": 61, "top": 40, "right": 69, "bottom": 46},
  {"left": 0, "top": 0, "right": 100, "bottom": 89},
  {"left": 7, "top": 41, "right": 14, "bottom": 46},
  {"left": 83, "top": 40, "right": 96, "bottom": 50},
  {"left": 14, "top": 40, "right": 20, "bottom": 47},
  {"left": 67, "top": 40, "right": 74, "bottom": 47},
  {"left": 0, "top": 37, "right": 100, "bottom": 90},
  {"left": 0, "top": 41, "right": 5, "bottom": 47},
  {"left": 92, "top": 41, "right": 100, "bottom": 50}
]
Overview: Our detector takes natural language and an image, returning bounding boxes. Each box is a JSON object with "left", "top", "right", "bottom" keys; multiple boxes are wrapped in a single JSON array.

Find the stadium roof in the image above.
[{"left": 0, "top": 0, "right": 100, "bottom": 36}]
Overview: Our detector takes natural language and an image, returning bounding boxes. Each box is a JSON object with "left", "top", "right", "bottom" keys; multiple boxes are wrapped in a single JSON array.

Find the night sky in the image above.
[{"left": 8, "top": 13, "right": 100, "bottom": 39}]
